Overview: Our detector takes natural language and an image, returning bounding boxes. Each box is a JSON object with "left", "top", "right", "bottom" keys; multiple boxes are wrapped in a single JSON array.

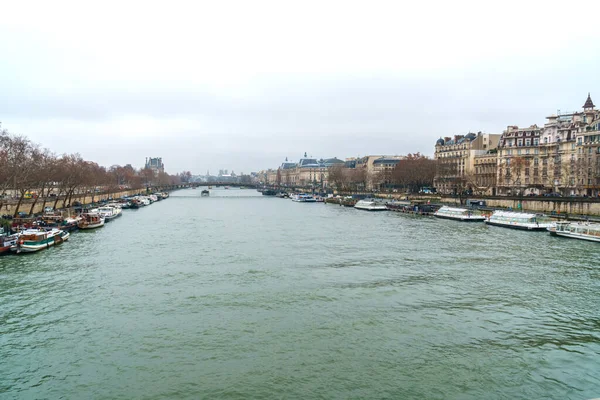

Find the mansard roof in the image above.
[
  {"left": 298, "top": 158, "right": 319, "bottom": 167},
  {"left": 280, "top": 162, "right": 297, "bottom": 170}
]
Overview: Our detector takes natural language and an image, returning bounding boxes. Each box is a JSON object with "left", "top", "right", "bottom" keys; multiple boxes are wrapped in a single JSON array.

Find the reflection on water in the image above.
[{"left": 1, "top": 188, "right": 599, "bottom": 399}]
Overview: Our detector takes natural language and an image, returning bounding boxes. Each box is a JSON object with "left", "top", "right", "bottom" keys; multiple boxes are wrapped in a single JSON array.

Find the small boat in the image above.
[
  {"left": 224, "top": 186, "right": 230, "bottom": 190},
  {"left": 354, "top": 199, "right": 387, "bottom": 211},
  {"left": 201, "top": 190, "right": 210, "bottom": 197},
  {"left": 208, "top": 186, "right": 213, "bottom": 189},
  {"left": 11, "top": 228, "right": 69, "bottom": 254},
  {"left": 262, "top": 189, "right": 277, "bottom": 196},
  {"left": 485, "top": 210, "right": 554, "bottom": 230},
  {"left": 60, "top": 217, "right": 80, "bottom": 232},
  {"left": 95, "top": 206, "right": 122, "bottom": 221},
  {"left": 292, "top": 194, "right": 317, "bottom": 202},
  {"left": 1, "top": 233, "right": 20, "bottom": 255},
  {"left": 434, "top": 206, "right": 486, "bottom": 222},
  {"left": 78, "top": 213, "right": 105, "bottom": 230},
  {"left": 548, "top": 221, "right": 600, "bottom": 242}
]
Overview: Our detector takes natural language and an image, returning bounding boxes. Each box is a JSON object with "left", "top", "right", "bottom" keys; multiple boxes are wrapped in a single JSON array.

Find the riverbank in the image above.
[{"left": 1, "top": 186, "right": 182, "bottom": 216}]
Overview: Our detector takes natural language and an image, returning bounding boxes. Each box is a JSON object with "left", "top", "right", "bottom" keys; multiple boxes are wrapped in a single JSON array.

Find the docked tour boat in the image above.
[
  {"left": 78, "top": 213, "right": 105, "bottom": 230},
  {"left": 354, "top": 199, "right": 387, "bottom": 211},
  {"left": 94, "top": 206, "right": 122, "bottom": 221},
  {"left": 485, "top": 210, "right": 554, "bottom": 231},
  {"left": 1, "top": 233, "right": 20, "bottom": 255},
  {"left": 548, "top": 221, "right": 600, "bottom": 242},
  {"left": 292, "top": 194, "right": 317, "bottom": 202},
  {"left": 434, "top": 206, "right": 486, "bottom": 222},
  {"left": 11, "top": 228, "right": 69, "bottom": 254}
]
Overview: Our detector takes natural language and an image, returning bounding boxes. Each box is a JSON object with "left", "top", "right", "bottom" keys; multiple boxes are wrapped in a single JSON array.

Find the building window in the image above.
[
  {"left": 526, "top": 149, "right": 530, "bottom": 154},
  {"left": 518, "top": 139, "right": 523, "bottom": 147},
  {"left": 525, "top": 139, "right": 531, "bottom": 146},
  {"left": 578, "top": 137, "right": 583, "bottom": 145},
  {"left": 544, "top": 137, "right": 548, "bottom": 144}
]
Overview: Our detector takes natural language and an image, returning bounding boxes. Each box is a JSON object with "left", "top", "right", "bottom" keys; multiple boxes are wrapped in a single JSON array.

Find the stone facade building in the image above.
[
  {"left": 145, "top": 157, "right": 164, "bottom": 175},
  {"left": 495, "top": 94, "right": 600, "bottom": 196},
  {"left": 275, "top": 153, "right": 345, "bottom": 189},
  {"left": 434, "top": 132, "right": 501, "bottom": 194}
]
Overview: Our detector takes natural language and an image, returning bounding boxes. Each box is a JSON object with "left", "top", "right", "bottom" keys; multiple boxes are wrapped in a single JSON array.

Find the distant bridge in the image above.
[{"left": 189, "top": 182, "right": 257, "bottom": 189}]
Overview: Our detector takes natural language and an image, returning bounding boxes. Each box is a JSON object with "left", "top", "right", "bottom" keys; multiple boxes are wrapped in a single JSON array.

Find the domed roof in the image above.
[{"left": 436, "top": 137, "right": 445, "bottom": 145}]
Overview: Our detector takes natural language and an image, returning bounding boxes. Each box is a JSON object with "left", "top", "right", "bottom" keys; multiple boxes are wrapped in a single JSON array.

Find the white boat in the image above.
[
  {"left": 354, "top": 199, "right": 387, "bottom": 211},
  {"left": 78, "top": 213, "right": 105, "bottom": 229},
  {"left": 11, "top": 228, "right": 69, "bottom": 253},
  {"left": 434, "top": 206, "right": 486, "bottom": 222},
  {"left": 292, "top": 194, "right": 317, "bottom": 202},
  {"left": 485, "top": 210, "right": 554, "bottom": 231},
  {"left": 548, "top": 221, "right": 600, "bottom": 242},
  {"left": 95, "top": 206, "right": 122, "bottom": 221},
  {"left": 1, "top": 233, "right": 20, "bottom": 255}
]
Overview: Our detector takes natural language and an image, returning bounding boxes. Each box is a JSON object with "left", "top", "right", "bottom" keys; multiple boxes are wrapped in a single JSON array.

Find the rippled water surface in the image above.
[{"left": 1, "top": 188, "right": 600, "bottom": 399}]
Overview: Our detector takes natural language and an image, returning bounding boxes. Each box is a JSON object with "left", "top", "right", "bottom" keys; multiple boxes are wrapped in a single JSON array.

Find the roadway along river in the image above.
[{"left": 1, "top": 188, "right": 599, "bottom": 399}]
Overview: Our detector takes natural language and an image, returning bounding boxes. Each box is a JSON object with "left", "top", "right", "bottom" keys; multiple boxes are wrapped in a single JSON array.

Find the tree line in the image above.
[
  {"left": 327, "top": 153, "right": 436, "bottom": 192},
  {"left": 0, "top": 125, "right": 190, "bottom": 216}
]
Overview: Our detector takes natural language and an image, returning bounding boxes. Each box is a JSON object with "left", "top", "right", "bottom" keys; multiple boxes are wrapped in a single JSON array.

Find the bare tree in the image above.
[{"left": 392, "top": 153, "right": 436, "bottom": 193}]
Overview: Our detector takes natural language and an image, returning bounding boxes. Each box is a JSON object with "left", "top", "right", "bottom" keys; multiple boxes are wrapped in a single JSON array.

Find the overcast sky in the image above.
[{"left": 2, "top": 0, "right": 600, "bottom": 174}]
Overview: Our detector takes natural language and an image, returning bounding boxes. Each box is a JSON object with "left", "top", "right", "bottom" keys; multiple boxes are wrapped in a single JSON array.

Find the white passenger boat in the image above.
[
  {"left": 78, "top": 213, "right": 105, "bottom": 229},
  {"left": 292, "top": 194, "right": 317, "bottom": 202},
  {"left": 548, "top": 221, "right": 600, "bottom": 242},
  {"left": 11, "top": 228, "right": 69, "bottom": 254},
  {"left": 485, "top": 210, "right": 554, "bottom": 231},
  {"left": 95, "top": 206, "right": 122, "bottom": 221},
  {"left": 433, "top": 206, "right": 486, "bottom": 222},
  {"left": 354, "top": 199, "right": 387, "bottom": 211}
]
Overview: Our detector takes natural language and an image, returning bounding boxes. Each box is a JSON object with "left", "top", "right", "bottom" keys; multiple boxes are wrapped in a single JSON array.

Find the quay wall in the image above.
[
  {"left": 2, "top": 189, "right": 152, "bottom": 215},
  {"left": 367, "top": 193, "right": 600, "bottom": 216},
  {"left": 438, "top": 196, "right": 600, "bottom": 216}
]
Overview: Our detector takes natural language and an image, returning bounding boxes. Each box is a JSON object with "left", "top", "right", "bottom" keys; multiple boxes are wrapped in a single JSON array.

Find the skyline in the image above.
[{"left": 2, "top": 0, "right": 600, "bottom": 174}]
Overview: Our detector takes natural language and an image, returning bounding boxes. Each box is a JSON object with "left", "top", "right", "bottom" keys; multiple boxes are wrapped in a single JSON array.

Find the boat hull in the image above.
[
  {"left": 548, "top": 228, "right": 600, "bottom": 242},
  {"left": 13, "top": 232, "right": 69, "bottom": 253},
  {"left": 485, "top": 221, "right": 549, "bottom": 230},
  {"left": 355, "top": 206, "right": 388, "bottom": 211},
  {"left": 434, "top": 214, "right": 485, "bottom": 222}
]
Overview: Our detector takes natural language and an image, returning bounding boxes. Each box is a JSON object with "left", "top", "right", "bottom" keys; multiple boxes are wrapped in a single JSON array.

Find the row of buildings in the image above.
[
  {"left": 258, "top": 152, "right": 405, "bottom": 190},
  {"left": 434, "top": 94, "right": 600, "bottom": 197}
]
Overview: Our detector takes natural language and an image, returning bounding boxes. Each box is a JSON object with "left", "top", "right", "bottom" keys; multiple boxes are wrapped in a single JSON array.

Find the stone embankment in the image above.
[
  {"left": 1, "top": 186, "right": 180, "bottom": 216},
  {"left": 437, "top": 196, "right": 600, "bottom": 216},
  {"left": 365, "top": 192, "right": 600, "bottom": 217}
]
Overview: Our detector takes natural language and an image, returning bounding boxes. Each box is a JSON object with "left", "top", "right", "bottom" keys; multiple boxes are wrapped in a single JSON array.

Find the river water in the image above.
[{"left": 1, "top": 188, "right": 599, "bottom": 399}]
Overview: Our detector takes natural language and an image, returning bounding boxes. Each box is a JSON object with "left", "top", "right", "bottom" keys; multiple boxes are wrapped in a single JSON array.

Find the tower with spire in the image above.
[{"left": 583, "top": 93, "right": 595, "bottom": 111}]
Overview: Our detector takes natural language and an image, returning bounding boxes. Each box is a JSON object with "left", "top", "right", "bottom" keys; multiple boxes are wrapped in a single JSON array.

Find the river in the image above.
[{"left": 1, "top": 188, "right": 599, "bottom": 399}]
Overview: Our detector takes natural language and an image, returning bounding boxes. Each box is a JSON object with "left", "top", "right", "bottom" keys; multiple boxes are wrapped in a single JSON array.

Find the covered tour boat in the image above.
[
  {"left": 354, "top": 199, "right": 387, "bottom": 211},
  {"left": 201, "top": 190, "right": 210, "bottom": 196},
  {"left": 434, "top": 206, "right": 486, "bottom": 222},
  {"left": 11, "top": 228, "right": 69, "bottom": 254},
  {"left": 548, "top": 221, "right": 600, "bottom": 242},
  {"left": 292, "top": 194, "right": 317, "bottom": 202},
  {"left": 485, "top": 210, "right": 554, "bottom": 231}
]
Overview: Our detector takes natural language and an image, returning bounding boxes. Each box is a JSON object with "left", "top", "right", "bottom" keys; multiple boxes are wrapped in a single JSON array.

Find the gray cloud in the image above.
[{"left": 2, "top": 1, "right": 600, "bottom": 173}]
